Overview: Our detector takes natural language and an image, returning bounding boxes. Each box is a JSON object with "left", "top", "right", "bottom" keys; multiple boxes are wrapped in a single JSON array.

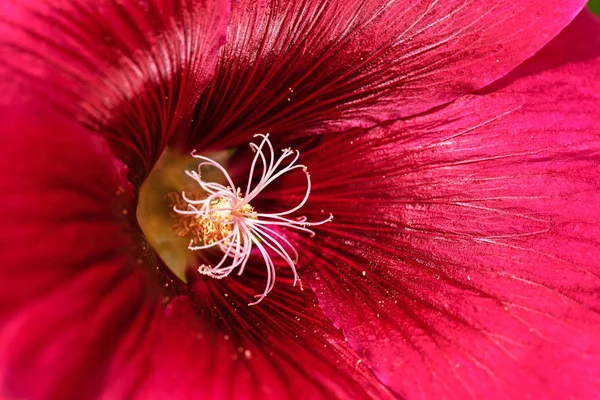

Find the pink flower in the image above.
[{"left": 1, "top": 0, "right": 599, "bottom": 399}]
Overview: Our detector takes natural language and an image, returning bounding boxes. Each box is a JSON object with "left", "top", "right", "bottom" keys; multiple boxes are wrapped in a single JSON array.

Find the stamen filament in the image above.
[{"left": 172, "top": 134, "right": 332, "bottom": 305}]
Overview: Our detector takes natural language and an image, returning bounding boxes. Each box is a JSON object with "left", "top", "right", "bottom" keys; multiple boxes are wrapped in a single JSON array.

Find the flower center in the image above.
[
  {"left": 170, "top": 134, "right": 332, "bottom": 305},
  {"left": 169, "top": 190, "right": 257, "bottom": 247}
]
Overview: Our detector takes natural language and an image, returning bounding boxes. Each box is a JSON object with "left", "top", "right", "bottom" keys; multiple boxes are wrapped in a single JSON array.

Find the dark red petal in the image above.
[
  {"left": 0, "top": 107, "right": 160, "bottom": 399},
  {"left": 189, "top": 0, "right": 586, "bottom": 149},
  {"left": 133, "top": 269, "right": 395, "bottom": 399},
  {"left": 0, "top": 0, "right": 229, "bottom": 181},
  {"left": 286, "top": 11, "right": 600, "bottom": 399}
]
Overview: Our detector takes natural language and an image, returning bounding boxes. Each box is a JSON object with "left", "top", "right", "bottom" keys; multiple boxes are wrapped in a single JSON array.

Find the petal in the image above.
[
  {"left": 0, "top": 0, "right": 229, "bottom": 181},
  {"left": 0, "top": 107, "right": 160, "bottom": 399},
  {"left": 189, "top": 0, "right": 586, "bottom": 149},
  {"left": 285, "top": 11, "right": 600, "bottom": 399},
  {"left": 133, "top": 268, "right": 395, "bottom": 399}
]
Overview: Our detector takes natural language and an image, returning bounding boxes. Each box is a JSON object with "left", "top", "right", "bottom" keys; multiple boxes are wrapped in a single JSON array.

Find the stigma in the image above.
[{"left": 171, "top": 134, "right": 332, "bottom": 305}]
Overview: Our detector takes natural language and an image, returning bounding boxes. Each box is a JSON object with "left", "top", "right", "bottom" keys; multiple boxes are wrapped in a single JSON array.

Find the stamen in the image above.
[{"left": 171, "top": 134, "right": 332, "bottom": 305}]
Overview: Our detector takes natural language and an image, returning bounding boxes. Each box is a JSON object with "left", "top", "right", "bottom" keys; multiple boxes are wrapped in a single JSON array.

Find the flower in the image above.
[{"left": 1, "top": 1, "right": 600, "bottom": 400}]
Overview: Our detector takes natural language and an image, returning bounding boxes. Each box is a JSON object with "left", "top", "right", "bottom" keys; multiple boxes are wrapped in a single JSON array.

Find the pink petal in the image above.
[
  {"left": 0, "top": 107, "right": 161, "bottom": 399},
  {"left": 131, "top": 268, "right": 395, "bottom": 399},
  {"left": 0, "top": 0, "right": 229, "bottom": 180},
  {"left": 189, "top": 0, "right": 586, "bottom": 149},
  {"left": 283, "top": 11, "right": 600, "bottom": 399}
]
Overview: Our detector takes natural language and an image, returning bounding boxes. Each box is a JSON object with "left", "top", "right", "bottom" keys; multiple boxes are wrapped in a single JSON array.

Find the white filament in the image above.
[{"left": 174, "top": 134, "right": 332, "bottom": 305}]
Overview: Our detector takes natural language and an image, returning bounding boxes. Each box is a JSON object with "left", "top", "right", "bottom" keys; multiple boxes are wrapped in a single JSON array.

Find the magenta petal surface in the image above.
[
  {"left": 0, "top": 0, "right": 229, "bottom": 180},
  {"left": 0, "top": 108, "right": 159, "bottom": 399},
  {"left": 190, "top": 0, "right": 587, "bottom": 148},
  {"left": 132, "top": 269, "right": 395, "bottom": 400},
  {"left": 290, "top": 11, "right": 600, "bottom": 399}
]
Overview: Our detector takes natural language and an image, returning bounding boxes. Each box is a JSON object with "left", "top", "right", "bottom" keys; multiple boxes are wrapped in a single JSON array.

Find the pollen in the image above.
[
  {"left": 169, "top": 190, "right": 256, "bottom": 247},
  {"left": 171, "top": 134, "right": 332, "bottom": 305}
]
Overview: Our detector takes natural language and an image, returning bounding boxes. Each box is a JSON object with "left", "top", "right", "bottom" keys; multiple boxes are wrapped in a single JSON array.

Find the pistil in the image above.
[{"left": 171, "top": 134, "right": 332, "bottom": 305}]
